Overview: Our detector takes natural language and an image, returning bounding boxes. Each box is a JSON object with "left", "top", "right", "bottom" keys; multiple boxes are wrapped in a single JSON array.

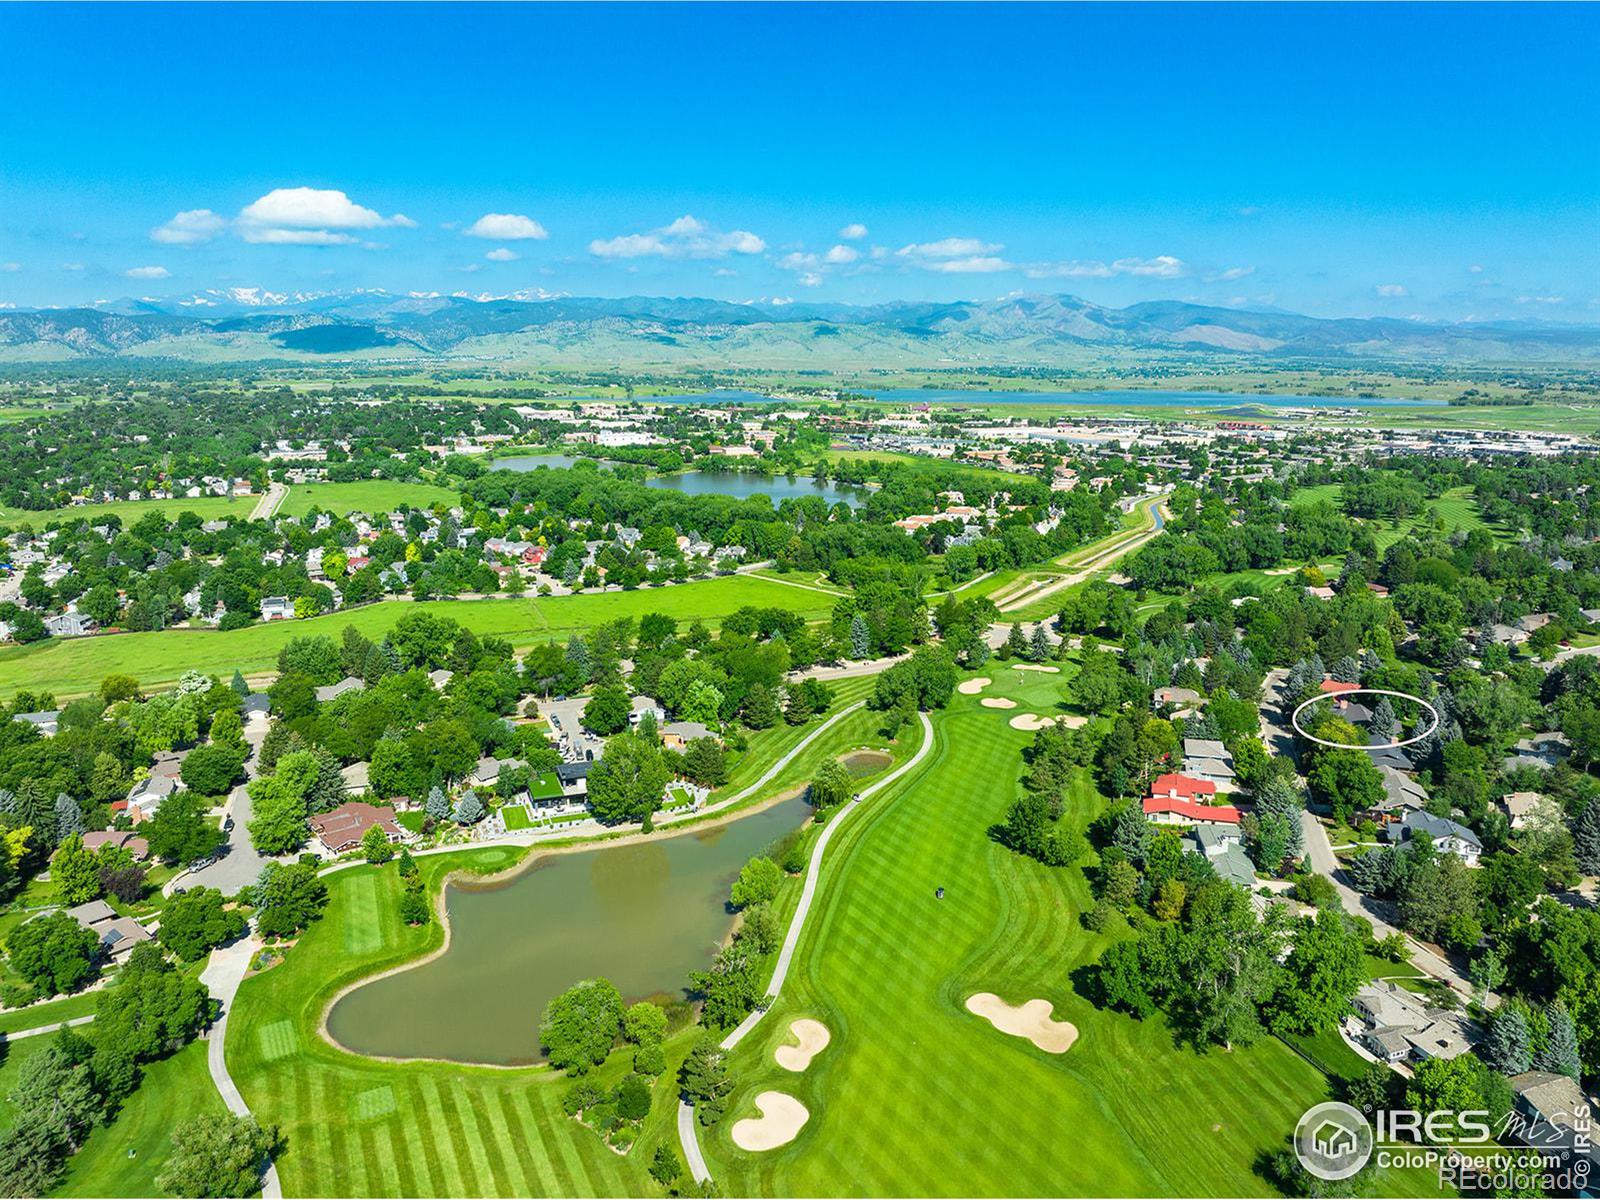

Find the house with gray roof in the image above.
[{"left": 1384, "top": 809, "right": 1482, "bottom": 866}]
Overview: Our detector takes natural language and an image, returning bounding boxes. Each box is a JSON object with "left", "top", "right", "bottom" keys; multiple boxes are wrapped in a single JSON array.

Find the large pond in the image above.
[
  {"left": 325, "top": 795, "right": 811, "bottom": 1065},
  {"left": 493, "top": 455, "right": 870, "bottom": 508}
]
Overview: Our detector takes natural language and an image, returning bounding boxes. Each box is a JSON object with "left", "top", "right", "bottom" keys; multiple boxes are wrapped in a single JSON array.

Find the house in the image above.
[
  {"left": 125, "top": 774, "right": 178, "bottom": 823},
  {"left": 1143, "top": 795, "right": 1242, "bottom": 828},
  {"left": 556, "top": 760, "right": 591, "bottom": 800},
  {"left": 1504, "top": 732, "right": 1572, "bottom": 773},
  {"left": 80, "top": 830, "right": 148, "bottom": 859},
  {"left": 309, "top": 801, "right": 408, "bottom": 855},
  {"left": 260, "top": 596, "right": 295, "bottom": 621},
  {"left": 1374, "top": 766, "right": 1429, "bottom": 819},
  {"left": 629, "top": 695, "right": 666, "bottom": 727},
  {"left": 43, "top": 612, "right": 96, "bottom": 638},
  {"left": 314, "top": 676, "right": 367, "bottom": 703},
  {"left": 340, "top": 761, "right": 371, "bottom": 795},
  {"left": 1366, "top": 734, "right": 1411, "bottom": 771},
  {"left": 1149, "top": 773, "right": 1216, "bottom": 802},
  {"left": 661, "top": 721, "right": 713, "bottom": 752},
  {"left": 428, "top": 669, "right": 454, "bottom": 690},
  {"left": 1181, "top": 738, "right": 1237, "bottom": 791},
  {"left": 471, "top": 757, "right": 503, "bottom": 788},
  {"left": 1153, "top": 686, "right": 1201, "bottom": 707},
  {"left": 12, "top": 710, "right": 60, "bottom": 737},
  {"left": 1500, "top": 791, "right": 1546, "bottom": 831},
  {"left": 1352, "top": 981, "right": 1475, "bottom": 1065},
  {"left": 64, "top": 900, "right": 154, "bottom": 963},
  {"left": 1384, "top": 809, "right": 1483, "bottom": 866},
  {"left": 1319, "top": 679, "right": 1360, "bottom": 697},
  {"left": 1505, "top": 1072, "right": 1597, "bottom": 1167}
]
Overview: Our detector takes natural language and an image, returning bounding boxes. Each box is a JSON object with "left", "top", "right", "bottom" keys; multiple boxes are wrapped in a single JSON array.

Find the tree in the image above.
[
  {"left": 51, "top": 834, "right": 102, "bottom": 905},
  {"left": 649, "top": 1144, "right": 682, "bottom": 1190},
  {"left": 5, "top": 911, "right": 99, "bottom": 995},
  {"left": 741, "top": 684, "right": 780, "bottom": 730},
  {"left": 144, "top": 792, "right": 225, "bottom": 866},
  {"left": 1270, "top": 908, "right": 1365, "bottom": 1035},
  {"left": 680, "top": 737, "right": 728, "bottom": 788},
  {"left": 1400, "top": 854, "right": 1482, "bottom": 951},
  {"left": 1306, "top": 749, "right": 1385, "bottom": 825},
  {"left": 158, "top": 887, "right": 246, "bottom": 961},
  {"left": 587, "top": 732, "right": 669, "bottom": 825},
  {"left": 1482, "top": 1003, "right": 1532, "bottom": 1076},
  {"left": 180, "top": 743, "right": 246, "bottom": 796},
  {"left": 251, "top": 861, "right": 328, "bottom": 938},
  {"left": 808, "top": 758, "right": 854, "bottom": 809},
  {"left": 361, "top": 824, "right": 394, "bottom": 863},
  {"left": 1535, "top": 999, "right": 1581, "bottom": 1079},
  {"left": 425, "top": 785, "right": 451, "bottom": 823},
  {"left": 94, "top": 943, "right": 208, "bottom": 1067},
  {"left": 582, "top": 685, "right": 633, "bottom": 736},
  {"left": 157, "top": 1114, "right": 281, "bottom": 1199},
  {"left": 52, "top": 794, "right": 84, "bottom": 843},
  {"left": 540, "top": 978, "right": 624, "bottom": 1074},
  {"left": 1574, "top": 799, "right": 1600, "bottom": 877},
  {"left": 453, "top": 792, "right": 484, "bottom": 825},
  {"left": 246, "top": 772, "right": 309, "bottom": 857},
  {"left": 1406, "top": 1055, "right": 1483, "bottom": 1125},
  {"left": 729, "top": 856, "right": 781, "bottom": 909},
  {"left": 679, "top": 1034, "right": 733, "bottom": 1125},
  {"left": 849, "top": 612, "right": 871, "bottom": 659},
  {"left": 1029, "top": 623, "right": 1052, "bottom": 663}
]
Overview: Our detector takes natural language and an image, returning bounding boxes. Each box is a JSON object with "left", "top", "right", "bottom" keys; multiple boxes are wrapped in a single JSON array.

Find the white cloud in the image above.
[
  {"left": 465, "top": 213, "right": 548, "bottom": 241},
  {"left": 1236, "top": 205, "right": 1262, "bottom": 218},
  {"left": 1375, "top": 283, "right": 1409, "bottom": 298},
  {"left": 798, "top": 272, "right": 823, "bottom": 287},
  {"left": 924, "top": 256, "right": 1013, "bottom": 274},
  {"left": 236, "top": 187, "right": 411, "bottom": 246},
  {"left": 1469, "top": 264, "right": 1484, "bottom": 273},
  {"left": 1111, "top": 255, "right": 1185, "bottom": 278},
  {"left": 589, "top": 215, "right": 766, "bottom": 260},
  {"left": 0, "top": 262, "right": 19, "bottom": 273},
  {"left": 839, "top": 223, "right": 868, "bottom": 240},
  {"left": 62, "top": 262, "right": 85, "bottom": 271},
  {"left": 823, "top": 244, "right": 859, "bottom": 265},
  {"left": 151, "top": 209, "right": 227, "bottom": 245},
  {"left": 897, "top": 237, "right": 1001, "bottom": 260},
  {"left": 778, "top": 251, "right": 818, "bottom": 271},
  {"left": 1515, "top": 294, "right": 1564, "bottom": 305},
  {"left": 1207, "top": 265, "right": 1255, "bottom": 282},
  {"left": 485, "top": 248, "right": 519, "bottom": 262},
  {"left": 125, "top": 265, "right": 170, "bottom": 280}
]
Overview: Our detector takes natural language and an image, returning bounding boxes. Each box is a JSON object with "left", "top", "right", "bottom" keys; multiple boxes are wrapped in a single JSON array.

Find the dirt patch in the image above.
[
  {"left": 838, "top": 750, "right": 892, "bottom": 778},
  {"left": 957, "top": 677, "right": 991, "bottom": 695},
  {"left": 965, "top": 992, "right": 1079, "bottom": 1053},
  {"left": 774, "top": 1018, "right": 831, "bottom": 1072},
  {"left": 731, "top": 1091, "right": 810, "bottom": 1151},
  {"left": 980, "top": 697, "right": 1018, "bottom": 709},
  {"left": 1011, "top": 663, "right": 1062, "bottom": 673}
]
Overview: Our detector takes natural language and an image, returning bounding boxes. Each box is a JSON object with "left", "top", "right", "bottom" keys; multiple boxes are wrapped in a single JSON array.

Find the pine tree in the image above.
[
  {"left": 52, "top": 794, "right": 84, "bottom": 841},
  {"left": 1003, "top": 623, "right": 1028, "bottom": 661},
  {"left": 1482, "top": 1003, "right": 1531, "bottom": 1075},
  {"left": 15, "top": 780, "right": 56, "bottom": 845},
  {"left": 453, "top": 792, "right": 484, "bottom": 824},
  {"left": 425, "top": 786, "right": 451, "bottom": 823},
  {"left": 1573, "top": 799, "right": 1600, "bottom": 877},
  {"left": 849, "top": 613, "right": 871, "bottom": 660},
  {"left": 1029, "top": 624, "right": 1052, "bottom": 663},
  {"left": 565, "top": 635, "right": 592, "bottom": 684},
  {"left": 1370, "top": 696, "right": 1397, "bottom": 742},
  {"left": 1535, "top": 1000, "right": 1581, "bottom": 1080},
  {"left": 1332, "top": 654, "right": 1360, "bottom": 683},
  {"left": 230, "top": 670, "right": 250, "bottom": 697},
  {"left": 1111, "top": 803, "right": 1149, "bottom": 865}
]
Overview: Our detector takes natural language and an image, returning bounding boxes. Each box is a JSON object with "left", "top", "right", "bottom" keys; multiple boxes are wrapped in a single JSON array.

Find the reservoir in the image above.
[
  {"left": 325, "top": 794, "right": 811, "bottom": 1065},
  {"left": 494, "top": 455, "right": 871, "bottom": 508}
]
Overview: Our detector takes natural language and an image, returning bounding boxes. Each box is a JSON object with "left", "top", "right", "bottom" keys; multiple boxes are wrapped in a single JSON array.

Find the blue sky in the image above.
[{"left": 1, "top": 2, "right": 1596, "bottom": 320}]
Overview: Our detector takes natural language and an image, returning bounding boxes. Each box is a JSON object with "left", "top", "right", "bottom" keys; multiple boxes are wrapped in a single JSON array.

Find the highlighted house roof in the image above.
[{"left": 1143, "top": 796, "right": 1242, "bottom": 825}]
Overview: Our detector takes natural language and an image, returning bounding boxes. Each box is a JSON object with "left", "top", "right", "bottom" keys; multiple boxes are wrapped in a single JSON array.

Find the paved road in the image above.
[
  {"left": 6, "top": 1014, "right": 95, "bottom": 1040},
  {"left": 995, "top": 494, "right": 1170, "bottom": 614},
  {"left": 788, "top": 653, "right": 911, "bottom": 683},
  {"left": 178, "top": 706, "right": 275, "bottom": 897},
  {"left": 199, "top": 933, "right": 282, "bottom": 1198},
  {"left": 682, "top": 710, "right": 936, "bottom": 1185},
  {"left": 249, "top": 483, "right": 289, "bottom": 521}
]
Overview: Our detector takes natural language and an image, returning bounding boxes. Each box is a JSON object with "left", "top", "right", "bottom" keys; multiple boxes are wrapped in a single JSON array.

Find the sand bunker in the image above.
[
  {"left": 1011, "top": 663, "right": 1061, "bottom": 673},
  {"left": 965, "top": 993, "right": 1079, "bottom": 1054},
  {"left": 731, "top": 1091, "right": 810, "bottom": 1151},
  {"left": 1264, "top": 567, "right": 1298, "bottom": 576},
  {"left": 1008, "top": 713, "right": 1088, "bottom": 732},
  {"left": 980, "top": 697, "right": 1017, "bottom": 709},
  {"left": 774, "top": 1018, "right": 831, "bottom": 1072},
  {"left": 957, "top": 677, "right": 992, "bottom": 695}
]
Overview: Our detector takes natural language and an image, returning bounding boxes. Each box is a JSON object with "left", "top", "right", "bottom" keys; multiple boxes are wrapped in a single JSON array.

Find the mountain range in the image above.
[{"left": 1, "top": 292, "right": 1596, "bottom": 366}]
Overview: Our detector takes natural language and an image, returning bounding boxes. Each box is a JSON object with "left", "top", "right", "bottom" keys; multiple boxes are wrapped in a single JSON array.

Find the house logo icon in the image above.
[{"left": 1295, "top": 1102, "right": 1374, "bottom": 1181}]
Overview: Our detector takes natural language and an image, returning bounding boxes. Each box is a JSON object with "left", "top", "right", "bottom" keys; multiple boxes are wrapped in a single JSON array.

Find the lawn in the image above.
[
  {"left": 0, "top": 494, "right": 256, "bottom": 528},
  {"left": 526, "top": 770, "right": 563, "bottom": 801},
  {"left": 501, "top": 804, "right": 534, "bottom": 830},
  {"left": 277, "top": 480, "right": 461, "bottom": 519},
  {"left": 0, "top": 573, "right": 834, "bottom": 699},
  {"left": 226, "top": 847, "right": 663, "bottom": 1197},
  {"left": 700, "top": 667, "right": 1445, "bottom": 1197}
]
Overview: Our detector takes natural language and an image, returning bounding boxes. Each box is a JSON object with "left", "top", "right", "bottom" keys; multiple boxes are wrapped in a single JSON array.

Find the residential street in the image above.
[{"left": 176, "top": 700, "right": 277, "bottom": 897}]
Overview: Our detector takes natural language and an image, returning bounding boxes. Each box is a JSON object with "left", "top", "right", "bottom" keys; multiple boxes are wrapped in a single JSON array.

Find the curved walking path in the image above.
[
  {"left": 679, "top": 709, "right": 936, "bottom": 1185},
  {"left": 995, "top": 493, "right": 1170, "bottom": 614},
  {"left": 5, "top": 1013, "right": 94, "bottom": 1040},
  {"left": 200, "top": 935, "right": 283, "bottom": 1199}
]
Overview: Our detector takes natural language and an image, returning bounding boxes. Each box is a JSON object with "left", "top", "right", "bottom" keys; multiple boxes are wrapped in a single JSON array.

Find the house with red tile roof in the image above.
[
  {"left": 1150, "top": 773, "right": 1216, "bottom": 801},
  {"left": 1143, "top": 796, "right": 1242, "bottom": 827}
]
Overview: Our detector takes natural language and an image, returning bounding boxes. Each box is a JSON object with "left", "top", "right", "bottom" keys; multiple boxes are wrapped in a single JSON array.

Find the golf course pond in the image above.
[
  {"left": 324, "top": 793, "right": 812, "bottom": 1065},
  {"left": 494, "top": 453, "right": 871, "bottom": 508}
]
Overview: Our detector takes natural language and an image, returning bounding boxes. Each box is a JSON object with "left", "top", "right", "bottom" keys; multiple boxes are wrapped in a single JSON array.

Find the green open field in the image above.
[
  {"left": 0, "top": 573, "right": 835, "bottom": 699},
  {"left": 277, "top": 480, "right": 462, "bottom": 519},
  {"left": 701, "top": 666, "right": 1444, "bottom": 1197},
  {"left": 1289, "top": 482, "right": 1512, "bottom": 550},
  {"left": 0, "top": 493, "right": 256, "bottom": 528}
]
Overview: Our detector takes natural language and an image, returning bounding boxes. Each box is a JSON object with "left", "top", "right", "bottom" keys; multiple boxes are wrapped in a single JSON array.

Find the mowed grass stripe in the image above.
[
  {"left": 510, "top": 1090, "right": 570, "bottom": 1195},
  {"left": 495, "top": 1090, "right": 556, "bottom": 1196},
  {"left": 459, "top": 1086, "right": 515, "bottom": 1195},
  {"left": 416, "top": 1076, "right": 472, "bottom": 1195}
]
